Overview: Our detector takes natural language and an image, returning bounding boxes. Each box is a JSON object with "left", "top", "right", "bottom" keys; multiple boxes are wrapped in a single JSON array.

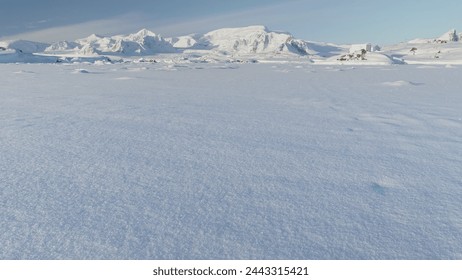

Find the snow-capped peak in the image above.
[
  {"left": 132, "top": 28, "right": 158, "bottom": 38},
  {"left": 122, "top": 29, "right": 161, "bottom": 43},
  {"left": 45, "top": 29, "right": 176, "bottom": 56},
  {"left": 206, "top": 25, "right": 270, "bottom": 35},
  {"left": 194, "top": 25, "right": 312, "bottom": 56},
  {"left": 76, "top": 34, "right": 104, "bottom": 45}
]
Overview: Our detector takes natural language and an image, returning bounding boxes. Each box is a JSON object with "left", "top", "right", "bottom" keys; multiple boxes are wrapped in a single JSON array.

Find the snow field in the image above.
[{"left": 0, "top": 63, "right": 461, "bottom": 259}]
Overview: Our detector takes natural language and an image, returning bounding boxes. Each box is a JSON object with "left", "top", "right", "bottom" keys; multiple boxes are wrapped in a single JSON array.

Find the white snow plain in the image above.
[{"left": 1, "top": 62, "right": 461, "bottom": 259}]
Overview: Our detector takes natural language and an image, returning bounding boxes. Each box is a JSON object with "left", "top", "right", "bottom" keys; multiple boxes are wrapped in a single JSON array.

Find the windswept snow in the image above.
[
  {"left": 382, "top": 80, "right": 422, "bottom": 87},
  {"left": 0, "top": 62, "right": 461, "bottom": 259},
  {"left": 1, "top": 25, "right": 462, "bottom": 259}
]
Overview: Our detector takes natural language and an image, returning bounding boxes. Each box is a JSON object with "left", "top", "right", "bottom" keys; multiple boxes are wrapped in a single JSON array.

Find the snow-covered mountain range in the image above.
[
  {"left": 2, "top": 26, "right": 462, "bottom": 65},
  {"left": 178, "top": 25, "right": 313, "bottom": 55}
]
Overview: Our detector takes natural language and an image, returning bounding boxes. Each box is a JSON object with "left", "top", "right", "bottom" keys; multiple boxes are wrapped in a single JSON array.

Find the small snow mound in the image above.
[
  {"left": 382, "top": 80, "right": 421, "bottom": 87},
  {"left": 73, "top": 69, "right": 90, "bottom": 74},
  {"left": 13, "top": 70, "right": 35, "bottom": 74},
  {"left": 115, "top": 76, "right": 135, "bottom": 80},
  {"left": 370, "top": 183, "right": 386, "bottom": 195}
]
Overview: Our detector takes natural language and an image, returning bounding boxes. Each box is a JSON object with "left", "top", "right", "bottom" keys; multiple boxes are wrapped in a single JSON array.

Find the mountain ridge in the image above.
[{"left": 1, "top": 26, "right": 462, "bottom": 65}]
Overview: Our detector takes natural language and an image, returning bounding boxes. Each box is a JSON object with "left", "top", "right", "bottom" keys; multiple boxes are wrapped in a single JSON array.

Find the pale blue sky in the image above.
[{"left": 1, "top": 0, "right": 461, "bottom": 44}]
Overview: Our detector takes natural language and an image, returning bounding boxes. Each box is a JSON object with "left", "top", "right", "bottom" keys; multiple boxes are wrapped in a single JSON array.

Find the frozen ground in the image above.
[{"left": 0, "top": 62, "right": 461, "bottom": 259}]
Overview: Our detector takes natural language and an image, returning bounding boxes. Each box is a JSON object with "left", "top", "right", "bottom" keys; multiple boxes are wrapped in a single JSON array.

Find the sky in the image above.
[{"left": 1, "top": 0, "right": 462, "bottom": 45}]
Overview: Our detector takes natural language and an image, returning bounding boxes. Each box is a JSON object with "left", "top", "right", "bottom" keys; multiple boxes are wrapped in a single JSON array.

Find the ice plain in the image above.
[{"left": 0, "top": 61, "right": 461, "bottom": 259}]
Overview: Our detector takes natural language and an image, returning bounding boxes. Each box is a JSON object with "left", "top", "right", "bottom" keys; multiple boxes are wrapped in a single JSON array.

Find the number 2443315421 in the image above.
[{"left": 245, "top": 267, "right": 309, "bottom": 276}]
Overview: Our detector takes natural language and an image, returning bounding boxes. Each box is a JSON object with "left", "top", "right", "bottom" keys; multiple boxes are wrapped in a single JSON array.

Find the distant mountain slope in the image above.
[
  {"left": 167, "top": 25, "right": 315, "bottom": 56},
  {"left": 0, "top": 40, "right": 50, "bottom": 54},
  {"left": 202, "top": 25, "right": 311, "bottom": 55},
  {"left": 381, "top": 29, "right": 462, "bottom": 65},
  {"left": 0, "top": 48, "right": 58, "bottom": 63},
  {"left": 44, "top": 29, "right": 176, "bottom": 56}
]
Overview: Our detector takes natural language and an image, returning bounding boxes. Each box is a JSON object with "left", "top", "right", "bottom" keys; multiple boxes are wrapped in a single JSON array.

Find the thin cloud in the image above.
[
  {"left": 0, "top": 13, "right": 146, "bottom": 42},
  {"left": 150, "top": 2, "right": 305, "bottom": 37},
  {"left": 1, "top": 1, "right": 307, "bottom": 42}
]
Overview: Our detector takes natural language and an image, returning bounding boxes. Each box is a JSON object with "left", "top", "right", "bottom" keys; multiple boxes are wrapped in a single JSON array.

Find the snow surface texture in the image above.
[{"left": 1, "top": 62, "right": 461, "bottom": 260}]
